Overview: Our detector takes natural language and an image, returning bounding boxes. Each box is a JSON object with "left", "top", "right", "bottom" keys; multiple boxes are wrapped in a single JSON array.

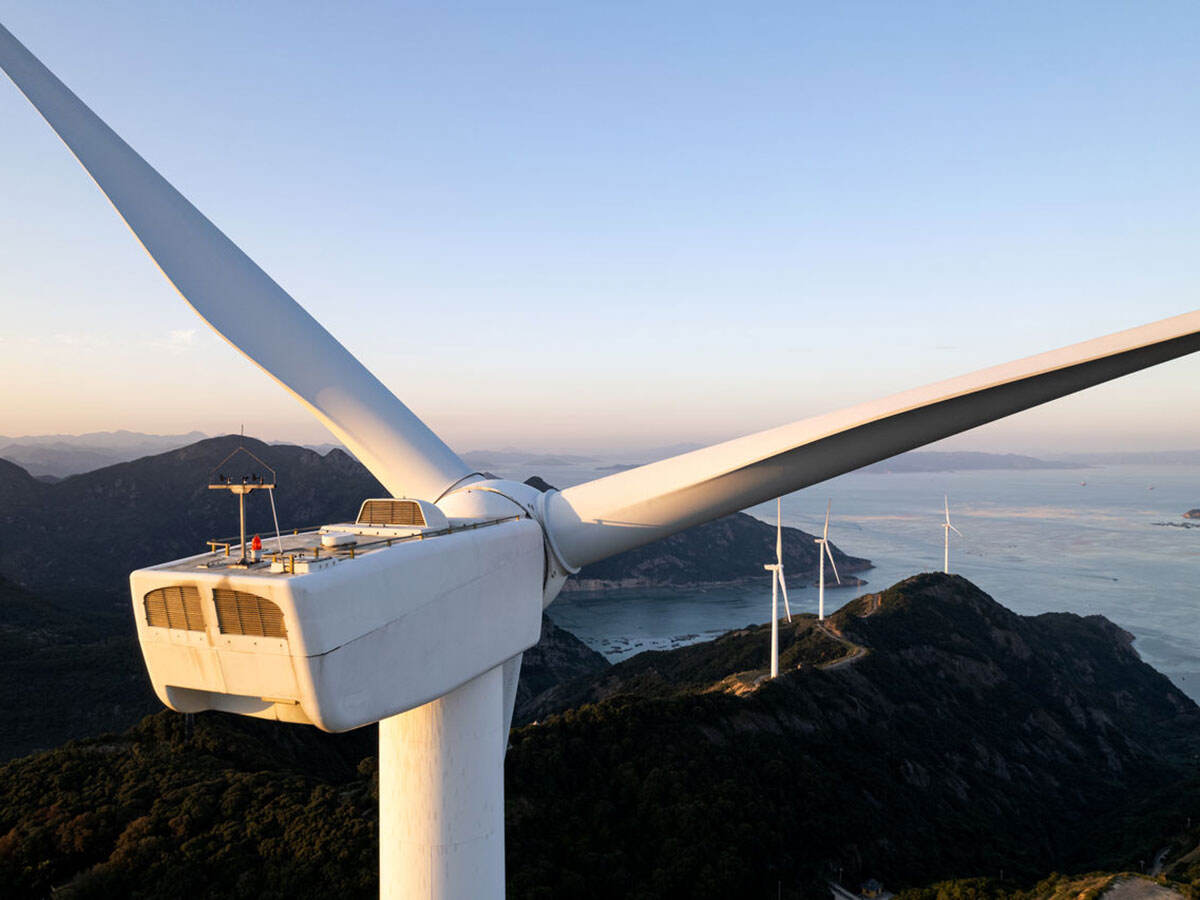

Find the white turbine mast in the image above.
[
  {"left": 814, "top": 500, "right": 841, "bottom": 621},
  {"left": 943, "top": 494, "right": 963, "bottom": 574},
  {"left": 762, "top": 497, "right": 792, "bottom": 679},
  {"left": 3, "top": 22, "right": 1200, "bottom": 900}
]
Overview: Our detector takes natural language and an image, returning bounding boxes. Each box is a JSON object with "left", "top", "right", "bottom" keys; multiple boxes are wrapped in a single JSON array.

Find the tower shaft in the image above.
[
  {"left": 379, "top": 665, "right": 506, "bottom": 899},
  {"left": 818, "top": 541, "right": 826, "bottom": 621},
  {"left": 770, "top": 572, "right": 779, "bottom": 679}
]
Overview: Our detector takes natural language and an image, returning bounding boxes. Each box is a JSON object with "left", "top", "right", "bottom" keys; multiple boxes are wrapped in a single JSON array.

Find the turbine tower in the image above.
[
  {"left": 762, "top": 498, "right": 792, "bottom": 679},
  {"left": 943, "top": 495, "right": 963, "bottom": 573},
  {"left": 814, "top": 500, "right": 841, "bottom": 621},
  {"left": 3, "top": 23, "right": 1200, "bottom": 900}
]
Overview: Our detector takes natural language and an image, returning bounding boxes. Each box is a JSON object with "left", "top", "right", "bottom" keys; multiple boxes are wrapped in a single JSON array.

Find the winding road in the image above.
[{"left": 816, "top": 621, "right": 868, "bottom": 670}]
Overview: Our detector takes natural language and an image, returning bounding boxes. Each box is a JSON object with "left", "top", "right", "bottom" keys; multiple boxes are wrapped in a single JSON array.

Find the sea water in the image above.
[{"left": 498, "top": 459, "right": 1200, "bottom": 702}]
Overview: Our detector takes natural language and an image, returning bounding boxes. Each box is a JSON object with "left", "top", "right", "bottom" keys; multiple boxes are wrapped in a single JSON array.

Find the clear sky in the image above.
[{"left": 1, "top": 2, "right": 1198, "bottom": 455}]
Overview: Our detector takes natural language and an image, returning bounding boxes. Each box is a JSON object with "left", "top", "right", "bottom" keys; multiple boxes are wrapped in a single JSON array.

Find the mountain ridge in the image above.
[
  {"left": 0, "top": 436, "right": 871, "bottom": 605},
  {"left": 0, "top": 431, "right": 209, "bottom": 478}
]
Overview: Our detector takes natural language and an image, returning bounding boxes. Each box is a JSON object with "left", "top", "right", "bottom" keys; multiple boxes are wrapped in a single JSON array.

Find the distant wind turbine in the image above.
[
  {"left": 943, "top": 495, "right": 963, "bottom": 573},
  {"left": 814, "top": 500, "right": 841, "bottom": 621},
  {"left": 763, "top": 498, "right": 792, "bottom": 679}
]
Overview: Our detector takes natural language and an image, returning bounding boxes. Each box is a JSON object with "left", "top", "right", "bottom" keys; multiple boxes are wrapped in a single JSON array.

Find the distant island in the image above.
[
  {"left": 523, "top": 477, "right": 871, "bottom": 590},
  {"left": 1056, "top": 449, "right": 1200, "bottom": 466},
  {"left": 860, "top": 450, "right": 1083, "bottom": 474},
  {"left": 595, "top": 462, "right": 638, "bottom": 472},
  {"left": 600, "top": 450, "right": 1083, "bottom": 476},
  {"left": 1163, "top": 509, "right": 1200, "bottom": 529}
]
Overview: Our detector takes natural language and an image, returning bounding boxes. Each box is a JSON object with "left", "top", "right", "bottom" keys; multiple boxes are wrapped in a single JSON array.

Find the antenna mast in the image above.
[{"left": 208, "top": 445, "right": 276, "bottom": 565}]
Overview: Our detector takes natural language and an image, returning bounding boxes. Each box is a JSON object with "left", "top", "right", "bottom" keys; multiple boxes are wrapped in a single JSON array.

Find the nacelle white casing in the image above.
[
  {"left": 438, "top": 479, "right": 578, "bottom": 605},
  {"left": 130, "top": 517, "right": 544, "bottom": 732}
]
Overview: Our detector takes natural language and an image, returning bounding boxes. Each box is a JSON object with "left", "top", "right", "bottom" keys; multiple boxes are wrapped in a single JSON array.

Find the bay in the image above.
[{"left": 505, "top": 458, "right": 1200, "bottom": 701}]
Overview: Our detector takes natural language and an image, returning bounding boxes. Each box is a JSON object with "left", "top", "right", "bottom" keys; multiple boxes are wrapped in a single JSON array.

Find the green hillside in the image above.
[{"left": 3, "top": 575, "right": 1199, "bottom": 898}]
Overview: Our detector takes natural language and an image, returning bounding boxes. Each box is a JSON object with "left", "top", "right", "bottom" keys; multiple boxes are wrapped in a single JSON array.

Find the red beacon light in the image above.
[{"left": 251, "top": 534, "right": 262, "bottom": 551}]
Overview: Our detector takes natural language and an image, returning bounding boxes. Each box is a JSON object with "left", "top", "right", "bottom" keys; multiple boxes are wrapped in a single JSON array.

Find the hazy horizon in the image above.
[{"left": 4, "top": 425, "right": 1200, "bottom": 463}]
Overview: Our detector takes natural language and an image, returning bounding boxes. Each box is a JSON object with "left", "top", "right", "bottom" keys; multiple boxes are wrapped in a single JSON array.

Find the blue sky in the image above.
[{"left": 1, "top": 2, "right": 1198, "bottom": 453}]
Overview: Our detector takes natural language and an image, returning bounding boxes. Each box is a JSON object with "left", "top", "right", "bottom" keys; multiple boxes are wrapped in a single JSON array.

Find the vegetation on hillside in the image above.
[
  {"left": 0, "top": 713, "right": 376, "bottom": 899},
  {"left": 0, "top": 576, "right": 157, "bottom": 759},
  {"left": 2, "top": 575, "right": 1198, "bottom": 898}
]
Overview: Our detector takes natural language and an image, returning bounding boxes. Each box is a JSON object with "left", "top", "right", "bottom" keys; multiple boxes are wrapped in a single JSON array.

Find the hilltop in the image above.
[
  {"left": 506, "top": 574, "right": 1200, "bottom": 895},
  {"left": 1, "top": 575, "right": 1197, "bottom": 898}
]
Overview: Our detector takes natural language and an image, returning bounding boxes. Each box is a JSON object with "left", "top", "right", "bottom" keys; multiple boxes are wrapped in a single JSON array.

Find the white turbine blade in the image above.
[
  {"left": 823, "top": 499, "right": 831, "bottom": 541},
  {"left": 548, "top": 309, "right": 1200, "bottom": 568},
  {"left": 0, "top": 25, "right": 469, "bottom": 501},
  {"left": 778, "top": 569, "right": 791, "bottom": 622},
  {"left": 824, "top": 541, "right": 841, "bottom": 585},
  {"left": 949, "top": 524, "right": 963, "bottom": 537},
  {"left": 945, "top": 495, "right": 951, "bottom": 524}
]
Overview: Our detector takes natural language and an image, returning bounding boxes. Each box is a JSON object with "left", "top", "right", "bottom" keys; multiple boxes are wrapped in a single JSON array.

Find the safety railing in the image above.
[{"left": 205, "top": 514, "right": 525, "bottom": 571}]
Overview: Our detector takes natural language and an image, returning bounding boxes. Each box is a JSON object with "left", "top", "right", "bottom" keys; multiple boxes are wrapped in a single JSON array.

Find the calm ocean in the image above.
[{"left": 494, "top": 458, "right": 1200, "bottom": 702}]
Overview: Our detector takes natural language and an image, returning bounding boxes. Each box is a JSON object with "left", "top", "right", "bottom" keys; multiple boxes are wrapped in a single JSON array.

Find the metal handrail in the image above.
[{"left": 206, "top": 514, "right": 525, "bottom": 561}]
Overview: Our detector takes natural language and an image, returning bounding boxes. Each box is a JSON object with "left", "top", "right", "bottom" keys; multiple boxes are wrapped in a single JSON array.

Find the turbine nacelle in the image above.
[{"left": 131, "top": 498, "right": 546, "bottom": 732}]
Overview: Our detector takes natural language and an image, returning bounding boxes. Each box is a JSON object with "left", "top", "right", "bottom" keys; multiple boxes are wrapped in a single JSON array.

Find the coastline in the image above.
[{"left": 561, "top": 571, "right": 870, "bottom": 593}]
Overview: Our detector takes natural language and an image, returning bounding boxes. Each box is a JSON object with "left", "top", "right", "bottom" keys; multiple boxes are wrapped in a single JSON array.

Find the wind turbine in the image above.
[
  {"left": 943, "top": 495, "right": 963, "bottom": 573},
  {"left": 814, "top": 500, "right": 841, "bottom": 621},
  {"left": 762, "top": 498, "right": 792, "bottom": 679},
  {"left": 3, "top": 22, "right": 1200, "bottom": 900}
]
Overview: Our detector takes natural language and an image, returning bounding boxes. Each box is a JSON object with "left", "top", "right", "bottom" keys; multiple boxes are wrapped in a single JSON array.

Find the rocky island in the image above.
[{"left": 1158, "top": 508, "right": 1200, "bottom": 528}]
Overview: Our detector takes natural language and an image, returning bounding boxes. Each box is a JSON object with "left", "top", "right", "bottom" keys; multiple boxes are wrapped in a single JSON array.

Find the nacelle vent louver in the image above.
[
  {"left": 144, "top": 585, "right": 205, "bottom": 631},
  {"left": 213, "top": 588, "right": 287, "bottom": 638},
  {"left": 357, "top": 499, "right": 426, "bottom": 527}
]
